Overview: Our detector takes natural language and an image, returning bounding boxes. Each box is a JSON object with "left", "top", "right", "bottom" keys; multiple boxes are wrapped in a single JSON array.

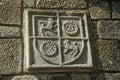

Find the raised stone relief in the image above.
[
  {"left": 41, "top": 41, "right": 58, "bottom": 57},
  {"left": 63, "top": 20, "right": 79, "bottom": 35},
  {"left": 24, "top": 9, "right": 93, "bottom": 72},
  {"left": 38, "top": 18, "right": 58, "bottom": 37}
]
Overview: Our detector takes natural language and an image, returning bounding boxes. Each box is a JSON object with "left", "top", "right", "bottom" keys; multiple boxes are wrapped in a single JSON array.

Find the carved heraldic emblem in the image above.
[{"left": 24, "top": 10, "right": 93, "bottom": 71}]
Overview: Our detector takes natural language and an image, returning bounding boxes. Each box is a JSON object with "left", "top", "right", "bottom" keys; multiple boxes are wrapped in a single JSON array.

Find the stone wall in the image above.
[{"left": 0, "top": 0, "right": 120, "bottom": 80}]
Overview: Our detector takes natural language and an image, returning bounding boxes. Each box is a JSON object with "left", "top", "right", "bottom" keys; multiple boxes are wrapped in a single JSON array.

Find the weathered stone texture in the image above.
[
  {"left": 0, "top": 25, "right": 20, "bottom": 37},
  {"left": 0, "top": 39, "right": 22, "bottom": 74},
  {"left": 91, "top": 73, "right": 120, "bottom": 80},
  {"left": 105, "top": 73, "right": 120, "bottom": 80},
  {"left": 0, "top": 0, "right": 21, "bottom": 24},
  {"left": 2, "top": 74, "right": 48, "bottom": 80},
  {"left": 97, "top": 40, "right": 120, "bottom": 71},
  {"left": 49, "top": 74, "right": 68, "bottom": 80},
  {"left": 1, "top": 73, "right": 120, "bottom": 80},
  {"left": 89, "top": 1, "right": 110, "bottom": 19},
  {"left": 0, "top": 0, "right": 120, "bottom": 80},
  {"left": 112, "top": 2, "right": 120, "bottom": 19},
  {"left": 23, "top": 0, "right": 35, "bottom": 7},
  {"left": 97, "top": 20, "right": 120, "bottom": 40},
  {"left": 36, "top": 0, "right": 88, "bottom": 9},
  {"left": 2, "top": 76, "right": 37, "bottom": 80},
  {"left": 39, "top": 74, "right": 48, "bottom": 80},
  {"left": 71, "top": 74, "right": 91, "bottom": 80},
  {"left": 9, "top": 75, "right": 39, "bottom": 80},
  {"left": 71, "top": 73, "right": 120, "bottom": 80}
]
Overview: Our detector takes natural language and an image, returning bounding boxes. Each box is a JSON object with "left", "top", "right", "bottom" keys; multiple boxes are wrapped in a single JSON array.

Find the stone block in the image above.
[
  {"left": 112, "top": 2, "right": 120, "bottom": 19},
  {"left": 0, "top": 39, "right": 22, "bottom": 74},
  {"left": 89, "top": 1, "right": 110, "bottom": 19},
  {"left": 1, "top": 73, "right": 120, "bottom": 80},
  {"left": 97, "top": 40, "right": 120, "bottom": 71},
  {"left": 0, "top": 25, "right": 20, "bottom": 37},
  {"left": 0, "top": 0, "right": 21, "bottom": 25},
  {"left": 36, "top": 0, "right": 88, "bottom": 9},
  {"left": 71, "top": 74, "right": 91, "bottom": 80},
  {"left": 91, "top": 73, "right": 120, "bottom": 80},
  {"left": 23, "top": 0, "right": 35, "bottom": 7},
  {"left": 49, "top": 74, "right": 68, "bottom": 80},
  {"left": 8, "top": 75, "right": 39, "bottom": 80},
  {"left": 1, "top": 74, "right": 48, "bottom": 80},
  {"left": 105, "top": 73, "right": 120, "bottom": 80},
  {"left": 97, "top": 20, "right": 120, "bottom": 40}
]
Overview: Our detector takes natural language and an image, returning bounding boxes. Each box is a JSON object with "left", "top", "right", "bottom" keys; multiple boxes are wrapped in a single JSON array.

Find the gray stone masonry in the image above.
[
  {"left": 0, "top": 0, "right": 120, "bottom": 80},
  {"left": 0, "top": 39, "right": 22, "bottom": 75},
  {"left": 112, "top": 2, "right": 120, "bottom": 19},
  {"left": 23, "top": 0, "right": 35, "bottom": 8},
  {"left": 97, "top": 40, "right": 120, "bottom": 71},
  {"left": 1, "top": 73, "right": 120, "bottom": 80},
  {"left": 89, "top": 1, "right": 110, "bottom": 19},
  {"left": 97, "top": 20, "right": 120, "bottom": 40},
  {"left": 0, "top": 25, "right": 20, "bottom": 37},
  {"left": 0, "top": 0, "right": 21, "bottom": 25}
]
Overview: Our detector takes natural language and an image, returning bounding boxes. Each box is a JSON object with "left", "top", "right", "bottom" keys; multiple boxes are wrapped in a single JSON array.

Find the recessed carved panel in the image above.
[{"left": 24, "top": 9, "right": 93, "bottom": 72}]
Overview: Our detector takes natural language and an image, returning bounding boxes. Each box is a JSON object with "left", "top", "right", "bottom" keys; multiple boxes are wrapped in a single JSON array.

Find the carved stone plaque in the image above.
[{"left": 24, "top": 9, "right": 93, "bottom": 72}]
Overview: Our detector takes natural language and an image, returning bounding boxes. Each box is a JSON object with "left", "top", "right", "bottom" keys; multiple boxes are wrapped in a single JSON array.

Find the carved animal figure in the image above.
[
  {"left": 39, "top": 18, "right": 57, "bottom": 36},
  {"left": 63, "top": 39, "right": 80, "bottom": 57}
]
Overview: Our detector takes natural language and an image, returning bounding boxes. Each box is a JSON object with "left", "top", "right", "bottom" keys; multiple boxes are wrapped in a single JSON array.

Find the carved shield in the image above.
[{"left": 32, "top": 14, "right": 85, "bottom": 65}]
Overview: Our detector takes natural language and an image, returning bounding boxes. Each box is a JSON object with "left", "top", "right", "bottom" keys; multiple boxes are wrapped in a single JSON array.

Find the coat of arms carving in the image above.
[{"left": 24, "top": 9, "right": 93, "bottom": 72}]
